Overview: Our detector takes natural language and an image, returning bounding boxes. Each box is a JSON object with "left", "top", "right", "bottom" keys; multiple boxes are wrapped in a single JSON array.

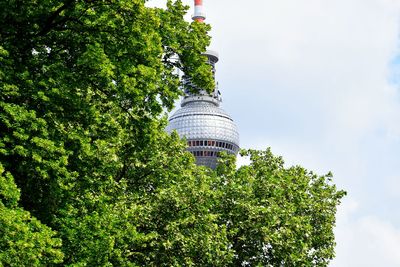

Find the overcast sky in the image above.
[{"left": 148, "top": 0, "right": 400, "bottom": 265}]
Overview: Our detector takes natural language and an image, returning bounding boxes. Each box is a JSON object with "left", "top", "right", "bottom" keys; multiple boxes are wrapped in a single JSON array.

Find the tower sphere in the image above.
[
  {"left": 166, "top": 50, "right": 240, "bottom": 169},
  {"left": 166, "top": 99, "right": 240, "bottom": 169}
]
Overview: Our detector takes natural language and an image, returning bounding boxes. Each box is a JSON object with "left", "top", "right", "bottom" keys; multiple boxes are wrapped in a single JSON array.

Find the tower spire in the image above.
[
  {"left": 182, "top": 0, "right": 220, "bottom": 106},
  {"left": 193, "top": 0, "right": 206, "bottom": 22}
]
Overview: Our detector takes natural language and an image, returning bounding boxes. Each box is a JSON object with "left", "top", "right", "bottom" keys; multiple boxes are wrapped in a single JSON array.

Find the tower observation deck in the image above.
[{"left": 166, "top": 0, "right": 240, "bottom": 169}]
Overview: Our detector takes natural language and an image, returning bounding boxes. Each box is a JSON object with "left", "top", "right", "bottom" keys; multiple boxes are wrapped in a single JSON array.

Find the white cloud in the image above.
[
  {"left": 210, "top": 1, "right": 400, "bottom": 265},
  {"left": 236, "top": 154, "right": 251, "bottom": 168},
  {"left": 384, "top": 175, "right": 400, "bottom": 198},
  {"left": 333, "top": 198, "right": 400, "bottom": 267}
]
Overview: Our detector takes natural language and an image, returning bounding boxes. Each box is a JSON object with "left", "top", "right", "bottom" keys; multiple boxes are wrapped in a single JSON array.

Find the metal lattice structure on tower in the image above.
[{"left": 166, "top": 0, "right": 240, "bottom": 169}]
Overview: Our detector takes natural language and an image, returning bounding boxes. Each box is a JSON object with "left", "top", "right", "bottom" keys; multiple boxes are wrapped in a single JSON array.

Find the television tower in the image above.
[{"left": 166, "top": 0, "right": 240, "bottom": 169}]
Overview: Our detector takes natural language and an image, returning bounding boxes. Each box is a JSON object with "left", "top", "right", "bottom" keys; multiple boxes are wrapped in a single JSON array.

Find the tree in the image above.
[
  {"left": 0, "top": 0, "right": 344, "bottom": 266},
  {"left": 215, "top": 150, "right": 345, "bottom": 266},
  {"left": 0, "top": 163, "right": 63, "bottom": 266}
]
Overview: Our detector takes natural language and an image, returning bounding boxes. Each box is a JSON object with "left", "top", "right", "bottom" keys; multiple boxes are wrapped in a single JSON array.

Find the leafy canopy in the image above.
[{"left": 0, "top": 0, "right": 345, "bottom": 266}]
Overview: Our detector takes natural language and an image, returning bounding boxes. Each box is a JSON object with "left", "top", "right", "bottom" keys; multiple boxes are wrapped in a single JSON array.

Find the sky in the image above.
[{"left": 148, "top": 0, "right": 400, "bottom": 266}]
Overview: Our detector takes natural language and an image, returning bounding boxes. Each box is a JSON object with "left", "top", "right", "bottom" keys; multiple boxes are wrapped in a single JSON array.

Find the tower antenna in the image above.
[{"left": 193, "top": 0, "right": 206, "bottom": 22}]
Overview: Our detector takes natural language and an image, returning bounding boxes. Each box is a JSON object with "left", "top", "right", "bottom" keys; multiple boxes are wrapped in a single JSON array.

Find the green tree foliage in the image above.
[
  {"left": 0, "top": 0, "right": 345, "bottom": 266},
  {"left": 0, "top": 163, "right": 63, "bottom": 266},
  {"left": 215, "top": 150, "right": 345, "bottom": 266}
]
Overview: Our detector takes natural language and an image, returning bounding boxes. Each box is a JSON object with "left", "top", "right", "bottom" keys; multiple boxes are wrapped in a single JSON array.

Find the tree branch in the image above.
[{"left": 37, "top": 0, "right": 75, "bottom": 37}]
